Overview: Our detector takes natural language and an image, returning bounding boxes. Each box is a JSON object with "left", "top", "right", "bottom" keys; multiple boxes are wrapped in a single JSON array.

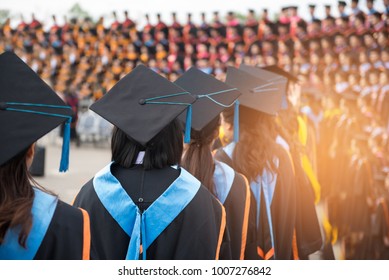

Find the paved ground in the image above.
[{"left": 32, "top": 137, "right": 111, "bottom": 204}]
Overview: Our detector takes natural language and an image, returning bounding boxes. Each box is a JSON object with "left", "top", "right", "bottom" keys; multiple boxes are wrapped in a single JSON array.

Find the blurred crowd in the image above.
[{"left": 0, "top": 0, "right": 389, "bottom": 259}]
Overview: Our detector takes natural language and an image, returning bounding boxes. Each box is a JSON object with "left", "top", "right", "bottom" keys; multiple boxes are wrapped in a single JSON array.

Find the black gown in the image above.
[
  {"left": 213, "top": 161, "right": 256, "bottom": 259},
  {"left": 0, "top": 189, "right": 89, "bottom": 260},
  {"left": 73, "top": 163, "right": 228, "bottom": 260},
  {"left": 35, "top": 201, "right": 89, "bottom": 260},
  {"left": 215, "top": 144, "right": 298, "bottom": 260},
  {"left": 286, "top": 143, "right": 323, "bottom": 259}
]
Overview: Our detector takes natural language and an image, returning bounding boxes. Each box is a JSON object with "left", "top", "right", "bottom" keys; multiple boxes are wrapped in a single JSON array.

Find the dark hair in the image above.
[
  {"left": 222, "top": 106, "right": 281, "bottom": 182},
  {"left": 181, "top": 116, "right": 221, "bottom": 195},
  {"left": 111, "top": 118, "right": 184, "bottom": 169},
  {"left": 0, "top": 148, "right": 34, "bottom": 248}
]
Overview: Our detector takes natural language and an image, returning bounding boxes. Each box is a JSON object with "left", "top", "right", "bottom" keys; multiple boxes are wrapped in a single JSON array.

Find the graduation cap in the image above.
[
  {"left": 262, "top": 65, "right": 299, "bottom": 84},
  {"left": 324, "top": 4, "right": 332, "bottom": 9},
  {"left": 372, "top": 11, "right": 382, "bottom": 19},
  {"left": 312, "top": 18, "right": 322, "bottom": 24},
  {"left": 308, "top": 4, "right": 316, "bottom": 9},
  {"left": 0, "top": 52, "right": 73, "bottom": 171},
  {"left": 225, "top": 67, "right": 283, "bottom": 116},
  {"left": 90, "top": 65, "right": 196, "bottom": 146},
  {"left": 297, "top": 20, "right": 308, "bottom": 29},
  {"left": 174, "top": 67, "right": 241, "bottom": 141},
  {"left": 239, "top": 64, "right": 288, "bottom": 109},
  {"left": 338, "top": 1, "right": 347, "bottom": 6}
]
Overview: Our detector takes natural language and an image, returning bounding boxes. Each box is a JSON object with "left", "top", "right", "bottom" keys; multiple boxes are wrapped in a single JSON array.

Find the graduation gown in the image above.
[
  {"left": 73, "top": 162, "right": 227, "bottom": 260},
  {"left": 0, "top": 188, "right": 90, "bottom": 260},
  {"left": 215, "top": 142, "right": 297, "bottom": 259},
  {"left": 289, "top": 145, "right": 323, "bottom": 259},
  {"left": 213, "top": 160, "right": 255, "bottom": 259}
]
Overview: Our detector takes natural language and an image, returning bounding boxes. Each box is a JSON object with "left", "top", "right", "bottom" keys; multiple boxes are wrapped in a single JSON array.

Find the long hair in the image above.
[
  {"left": 181, "top": 116, "right": 221, "bottom": 195},
  {"left": 111, "top": 118, "right": 184, "bottom": 169},
  {"left": 0, "top": 148, "right": 34, "bottom": 248},
  {"left": 222, "top": 106, "right": 281, "bottom": 182}
]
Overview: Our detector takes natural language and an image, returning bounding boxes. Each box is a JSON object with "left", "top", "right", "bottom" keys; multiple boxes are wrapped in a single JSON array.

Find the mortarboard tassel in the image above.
[
  {"left": 233, "top": 100, "right": 240, "bottom": 142},
  {"left": 59, "top": 119, "right": 71, "bottom": 172},
  {"left": 184, "top": 105, "right": 192, "bottom": 144}
]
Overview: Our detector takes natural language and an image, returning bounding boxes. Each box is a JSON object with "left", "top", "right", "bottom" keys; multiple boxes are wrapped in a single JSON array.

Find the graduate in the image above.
[
  {"left": 177, "top": 67, "right": 256, "bottom": 259},
  {"left": 239, "top": 64, "right": 323, "bottom": 259},
  {"left": 73, "top": 65, "right": 227, "bottom": 260},
  {"left": 0, "top": 52, "right": 90, "bottom": 260},
  {"left": 214, "top": 67, "right": 298, "bottom": 260}
]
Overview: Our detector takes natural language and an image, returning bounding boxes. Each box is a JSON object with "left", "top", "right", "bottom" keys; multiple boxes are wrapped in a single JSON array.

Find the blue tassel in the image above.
[
  {"left": 233, "top": 100, "right": 240, "bottom": 142},
  {"left": 184, "top": 105, "right": 192, "bottom": 144},
  {"left": 59, "top": 119, "right": 71, "bottom": 172}
]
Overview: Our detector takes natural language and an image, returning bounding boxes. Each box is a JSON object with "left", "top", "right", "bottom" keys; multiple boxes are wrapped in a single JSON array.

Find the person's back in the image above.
[
  {"left": 73, "top": 65, "right": 227, "bottom": 260},
  {"left": 176, "top": 68, "right": 255, "bottom": 260},
  {"left": 0, "top": 51, "right": 90, "bottom": 260},
  {"left": 215, "top": 67, "right": 299, "bottom": 259}
]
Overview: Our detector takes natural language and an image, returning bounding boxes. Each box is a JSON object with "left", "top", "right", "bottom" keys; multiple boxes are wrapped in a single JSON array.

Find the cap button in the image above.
[
  {"left": 0, "top": 102, "right": 8, "bottom": 110},
  {"left": 138, "top": 197, "right": 144, "bottom": 203},
  {"left": 139, "top": 99, "right": 146, "bottom": 105}
]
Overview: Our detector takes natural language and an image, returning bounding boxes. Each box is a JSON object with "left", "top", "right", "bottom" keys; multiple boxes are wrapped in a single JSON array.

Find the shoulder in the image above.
[
  {"left": 214, "top": 148, "right": 233, "bottom": 168},
  {"left": 190, "top": 184, "right": 224, "bottom": 217},
  {"left": 233, "top": 172, "right": 249, "bottom": 189},
  {"left": 72, "top": 178, "right": 98, "bottom": 207},
  {"left": 51, "top": 200, "right": 84, "bottom": 230},
  {"left": 276, "top": 144, "right": 294, "bottom": 172},
  {"left": 35, "top": 199, "right": 86, "bottom": 260}
]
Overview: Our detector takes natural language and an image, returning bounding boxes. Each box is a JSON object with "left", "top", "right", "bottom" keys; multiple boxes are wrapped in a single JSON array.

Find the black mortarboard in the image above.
[
  {"left": 313, "top": 18, "right": 322, "bottom": 24},
  {"left": 338, "top": 1, "right": 347, "bottom": 6},
  {"left": 90, "top": 65, "right": 196, "bottom": 146},
  {"left": 175, "top": 67, "right": 241, "bottom": 141},
  {"left": 0, "top": 52, "right": 73, "bottom": 171},
  {"left": 373, "top": 11, "right": 382, "bottom": 18},
  {"left": 262, "top": 65, "right": 299, "bottom": 83},
  {"left": 325, "top": 4, "right": 331, "bottom": 9},
  {"left": 240, "top": 64, "right": 287, "bottom": 85},
  {"left": 239, "top": 64, "right": 288, "bottom": 109},
  {"left": 225, "top": 67, "right": 283, "bottom": 115},
  {"left": 309, "top": 4, "right": 316, "bottom": 8}
]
